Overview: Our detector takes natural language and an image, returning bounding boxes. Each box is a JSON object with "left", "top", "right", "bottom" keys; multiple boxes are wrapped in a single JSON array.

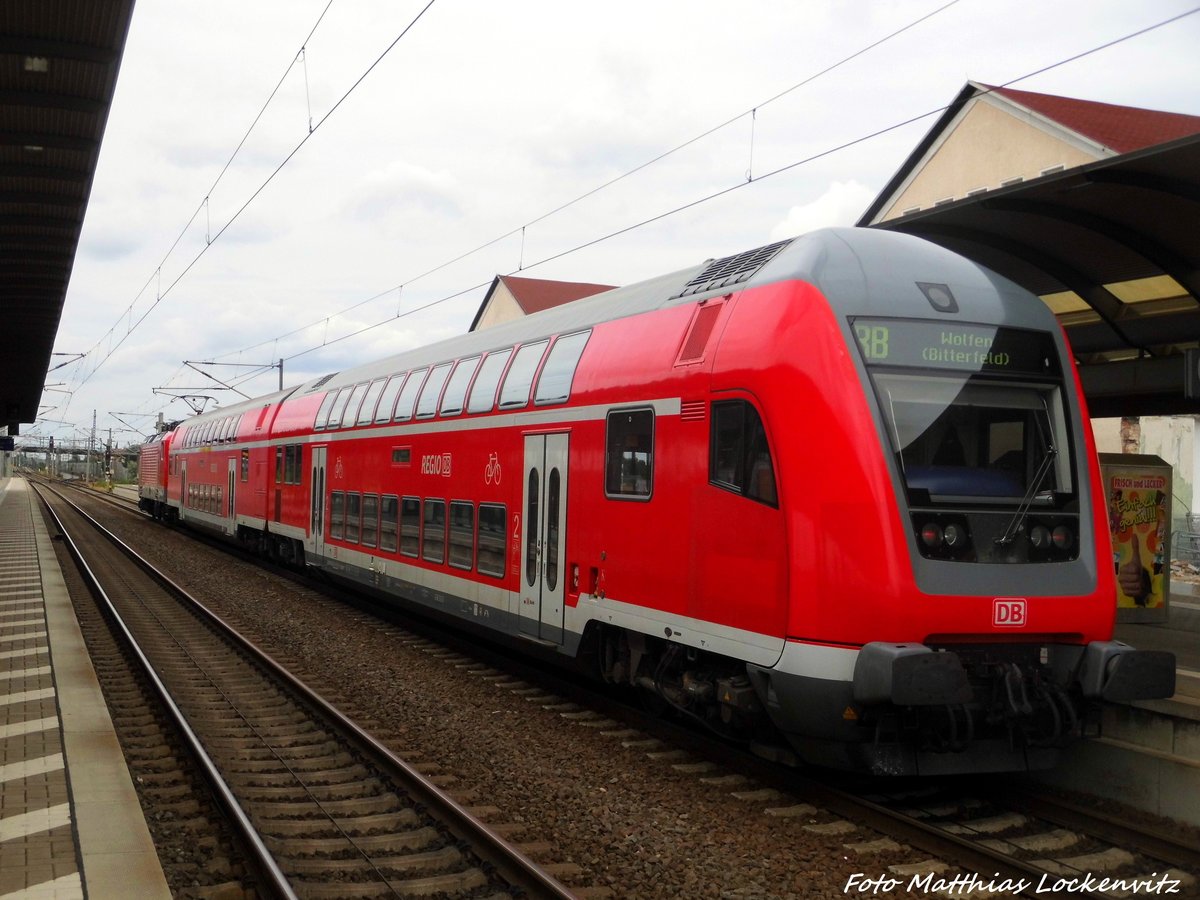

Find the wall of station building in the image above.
[{"left": 1093, "top": 416, "right": 1200, "bottom": 536}]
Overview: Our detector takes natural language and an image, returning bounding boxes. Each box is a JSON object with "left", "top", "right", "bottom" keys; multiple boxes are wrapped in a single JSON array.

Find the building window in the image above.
[
  {"left": 605, "top": 408, "right": 654, "bottom": 498},
  {"left": 710, "top": 400, "right": 777, "bottom": 507},
  {"left": 449, "top": 501, "right": 474, "bottom": 570},
  {"left": 477, "top": 504, "right": 506, "bottom": 578},
  {"left": 422, "top": 499, "right": 446, "bottom": 563}
]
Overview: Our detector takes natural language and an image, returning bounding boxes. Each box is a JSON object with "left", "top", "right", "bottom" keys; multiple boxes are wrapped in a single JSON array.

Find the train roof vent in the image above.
[
  {"left": 676, "top": 300, "right": 724, "bottom": 366},
  {"left": 307, "top": 372, "right": 339, "bottom": 392},
  {"left": 672, "top": 238, "right": 792, "bottom": 298}
]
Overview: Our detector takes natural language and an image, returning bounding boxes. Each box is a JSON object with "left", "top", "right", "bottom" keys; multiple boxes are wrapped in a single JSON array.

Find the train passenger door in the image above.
[
  {"left": 519, "top": 433, "right": 568, "bottom": 642},
  {"left": 179, "top": 461, "right": 188, "bottom": 522},
  {"left": 227, "top": 458, "right": 237, "bottom": 532},
  {"left": 309, "top": 446, "right": 327, "bottom": 559}
]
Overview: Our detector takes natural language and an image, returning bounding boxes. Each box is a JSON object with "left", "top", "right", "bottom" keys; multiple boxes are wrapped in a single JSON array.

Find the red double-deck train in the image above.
[{"left": 139, "top": 227, "right": 1173, "bottom": 775}]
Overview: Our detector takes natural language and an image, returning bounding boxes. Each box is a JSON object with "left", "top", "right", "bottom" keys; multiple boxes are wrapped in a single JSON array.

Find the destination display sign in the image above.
[{"left": 851, "top": 319, "right": 1059, "bottom": 376}]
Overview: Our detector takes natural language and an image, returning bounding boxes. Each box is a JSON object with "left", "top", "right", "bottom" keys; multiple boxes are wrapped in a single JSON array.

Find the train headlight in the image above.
[
  {"left": 943, "top": 522, "right": 967, "bottom": 549},
  {"left": 1029, "top": 524, "right": 1052, "bottom": 550},
  {"left": 1052, "top": 525, "right": 1074, "bottom": 551},
  {"left": 920, "top": 523, "right": 943, "bottom": 548}
]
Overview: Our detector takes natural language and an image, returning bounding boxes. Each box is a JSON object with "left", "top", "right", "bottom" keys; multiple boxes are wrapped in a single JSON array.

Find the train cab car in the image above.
[{"left": 155, "top": 227, "right": 1174, "bottom": 776}]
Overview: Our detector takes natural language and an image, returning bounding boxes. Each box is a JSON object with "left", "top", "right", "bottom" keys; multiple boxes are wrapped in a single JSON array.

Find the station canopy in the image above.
[
  {"left": 862, "top": 84, "right": 1200, "bottom": 419},
  {"left": 0, "top": 1, "right": 135, "bottom": 435}
]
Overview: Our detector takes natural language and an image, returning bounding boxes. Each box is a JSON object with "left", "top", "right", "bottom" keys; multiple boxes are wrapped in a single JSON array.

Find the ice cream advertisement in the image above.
[{"left": 1099, "top": 455, "right": 1171, "bottom": 623}]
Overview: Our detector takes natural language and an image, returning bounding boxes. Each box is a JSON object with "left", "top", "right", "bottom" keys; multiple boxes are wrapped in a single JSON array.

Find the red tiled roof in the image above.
[
  {"left": 986, "top": 84, "right": 1200, "bottom": 154},
  {"left": 499, "top": 274, "right": 615, "bottom": 315}
]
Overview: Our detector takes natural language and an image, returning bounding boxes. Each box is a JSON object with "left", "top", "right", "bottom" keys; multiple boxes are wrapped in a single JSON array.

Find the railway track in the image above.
[
  {"left": 48, "top": 477, "right": 1200, "bottom": 897},
  {"left": 33, "top": 481, "right": 575, "bottom": 899}
]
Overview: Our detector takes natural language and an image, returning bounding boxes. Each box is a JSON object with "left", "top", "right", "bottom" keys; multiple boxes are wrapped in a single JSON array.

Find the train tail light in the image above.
[
  {"left": 920, "top": 523, "right": 943, "bottom": 549},
  {"left": 1052, "top": 525, "right": 1074, "bottom": 551}
]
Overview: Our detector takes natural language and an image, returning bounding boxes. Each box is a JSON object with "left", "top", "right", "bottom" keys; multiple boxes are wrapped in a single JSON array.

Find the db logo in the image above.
[{"left": 993, "top": 598, "right": 1027, "bottom": 627}]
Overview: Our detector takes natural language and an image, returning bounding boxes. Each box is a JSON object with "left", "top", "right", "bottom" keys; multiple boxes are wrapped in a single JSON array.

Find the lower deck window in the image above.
[
  {"left": 400, "top": 497, "right": 420, "bottom": 557},
  {"left": 422, "top": 500, "right": 446, "bottom": 563},
  {"left": 477, "top": 504, "right": 506, "bottom": 578},
  {"left": 345, "top": 493, "right": 361, "bottom": 543},
  {"left": 380, "top": 495, "right": 398, "bottom": 552},
  {"left": 330, "top": 491, "right": 344, "bottom": 540},
  {"left": 361, "top": 494, "right": 379, "bottom": 548},
  {"left": 449, "top": 501, "right": 474, "bottom": 570}
]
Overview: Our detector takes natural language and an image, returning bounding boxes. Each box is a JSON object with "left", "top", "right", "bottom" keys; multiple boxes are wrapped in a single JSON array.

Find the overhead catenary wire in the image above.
[
  {"left": 62, "top": 0, "right": 439, "bottom": 407},
  {"left": 49, "top": 4, "right": 1199, "bottom": 434},
  {"left": 206, "top": 6, "right": 1200, "bottom": 384}
]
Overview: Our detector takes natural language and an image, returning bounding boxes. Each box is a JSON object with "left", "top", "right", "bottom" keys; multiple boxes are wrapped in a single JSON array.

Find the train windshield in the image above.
[
  {"left": 872, "top": 373, "right": 1072, "bottom": 503},
  {"left": 853, "top": 319, "right": 1074, "bottom": 505}
]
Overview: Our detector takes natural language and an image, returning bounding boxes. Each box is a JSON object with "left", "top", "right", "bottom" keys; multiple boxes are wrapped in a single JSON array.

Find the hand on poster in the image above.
[{"left": 1117, "top": 532, "right": 1152, "bottom": 606}]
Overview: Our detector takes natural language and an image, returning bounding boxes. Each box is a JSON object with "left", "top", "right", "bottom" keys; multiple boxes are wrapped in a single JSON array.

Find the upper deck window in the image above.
[
  {"left": 416, "top": 363, "right": 452, "bottom": 419},
  {"left": 374, "top": 374, "right": 407, "bottom": 423},
  {"left": 394, "top": 369, "right": 428, "bottom": 422},
  {"left": 440, "top": 357, "right": 481, "bottom": 417},
  {"left": 498, "top": 340, "right": 549, "bottom": 409},
  {"left": 342, "top": 382, "right": 371, "bottom": 428},
  {"left": 314, "top": 391, "right": 338, "bottom": 430},
  {"left": 326, "top": 387, "right": 355, "bottom": 429},
  {"left": 535, "top": 331, "right": 590, "bottom": 406},
  {"left": 467, "top": 349, "right": 512, "bottom": 414},
  {"left": 357, "top": 378, "right": 388, "bottom": 426}
]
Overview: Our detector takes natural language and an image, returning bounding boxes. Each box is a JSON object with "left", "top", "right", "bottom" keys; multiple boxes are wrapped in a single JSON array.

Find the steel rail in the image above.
[{"left": 36, "top": 481, "right": 576, "bottom": 900}]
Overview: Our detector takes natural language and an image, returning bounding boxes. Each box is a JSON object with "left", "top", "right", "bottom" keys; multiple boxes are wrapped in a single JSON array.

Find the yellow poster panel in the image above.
[{"left": 1106, "top": 469, "right": 1167, "bottom": 610}]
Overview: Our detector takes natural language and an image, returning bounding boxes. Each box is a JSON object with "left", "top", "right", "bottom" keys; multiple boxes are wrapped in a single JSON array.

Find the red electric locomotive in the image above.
[{"left": 142, "top": 227, "right": 1174, "bottom": 775}]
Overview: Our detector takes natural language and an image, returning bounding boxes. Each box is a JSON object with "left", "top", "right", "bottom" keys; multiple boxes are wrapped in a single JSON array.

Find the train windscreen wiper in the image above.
[{"left": 996, "top": 400, "right": 1056, "bottom": 547}]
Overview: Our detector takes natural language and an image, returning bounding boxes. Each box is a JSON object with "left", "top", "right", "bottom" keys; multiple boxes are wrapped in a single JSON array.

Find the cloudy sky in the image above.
[{"left": 41, "top": 0, "right": 1200, "bottom": 445}]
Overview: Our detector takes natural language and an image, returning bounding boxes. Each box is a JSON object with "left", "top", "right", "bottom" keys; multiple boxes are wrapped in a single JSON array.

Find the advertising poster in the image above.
[{"left": 1099, "top": 453, "right": 1171, "bottom": 624}]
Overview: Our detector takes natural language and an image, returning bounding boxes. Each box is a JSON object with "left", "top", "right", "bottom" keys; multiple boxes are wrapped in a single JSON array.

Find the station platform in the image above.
[{"left": 0, "top": 477, "right": 168, "bottom": 899}]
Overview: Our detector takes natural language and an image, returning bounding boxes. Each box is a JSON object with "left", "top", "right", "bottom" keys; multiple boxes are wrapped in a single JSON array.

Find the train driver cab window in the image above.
[
  {"left": 710, "top": 400, "right": 777, "bottom": 507},
  {"left": 605, "top": 408, "right": 654, "bottom": 499},
  {"left": 498, "top": 340, "right": 549, "bottom": 409},
  {"left": 535, "top": 330, "right": 590, "bottom": 405},
  {"left": 416, "top": 363, "right": 453, "bottom": 419},
  {"left": 440, "top": 357, "right": 481, "bottom": 417},
  {"left": 467, "top": 349, "right": 512, "bottom": 414},
  {"left": 393, "top": 369, "right": 428, "bottom": 422}
]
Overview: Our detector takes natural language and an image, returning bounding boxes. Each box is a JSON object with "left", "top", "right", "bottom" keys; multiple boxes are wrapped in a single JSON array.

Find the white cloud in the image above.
[{"left": 771, "top": 180, "right": 876, "bottom": 240}]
